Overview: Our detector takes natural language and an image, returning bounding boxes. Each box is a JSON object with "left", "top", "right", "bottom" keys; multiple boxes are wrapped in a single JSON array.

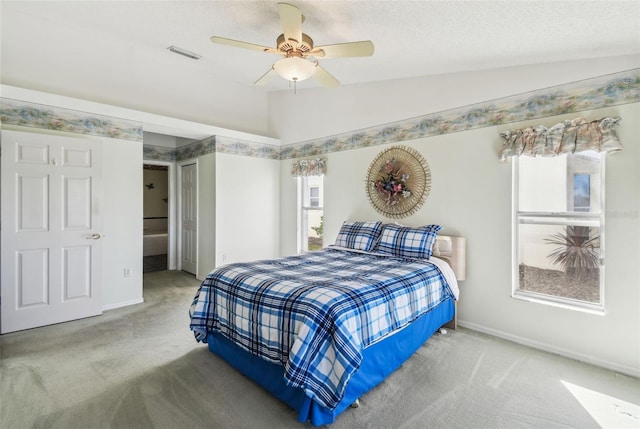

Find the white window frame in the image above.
[
  {"left": 297, "top": 176, "right": 324, "bottom": 253},
  {"left": 511, "top": 153, "right": 606, "bottom": 314}
]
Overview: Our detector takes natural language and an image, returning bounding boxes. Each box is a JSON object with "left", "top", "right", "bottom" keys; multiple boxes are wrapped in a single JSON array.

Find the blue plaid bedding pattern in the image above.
[
  {"left": 377, "top": 224, "right": 442, "bottom": 259},
  {"left": 189, "top": 248, "right": 454, "bottom": 410},
  {"left": 333, "top": 220, "right": 383, "bottom": 251}
]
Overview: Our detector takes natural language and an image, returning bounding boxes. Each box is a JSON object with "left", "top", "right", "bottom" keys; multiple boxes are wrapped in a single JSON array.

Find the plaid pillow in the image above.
[
  {"left": 376, "top": 224, "right": 443, "bottom": 259},
  {"left": 334, "top": 221, "right": 384, "bottom": 252}
]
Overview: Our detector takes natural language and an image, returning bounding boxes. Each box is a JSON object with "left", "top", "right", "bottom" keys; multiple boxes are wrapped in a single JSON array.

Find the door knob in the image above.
[{"left": 87, "top": 233, "right": 102, "bottom": 240}]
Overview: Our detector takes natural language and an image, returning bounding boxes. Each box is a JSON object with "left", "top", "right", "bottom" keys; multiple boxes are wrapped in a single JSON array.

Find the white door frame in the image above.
[
  {"left": 177, "top": 159, "right": 198, "bottom": 273},
  {"left": 143, "top": 160, "right": 176, "bottom": 270}
]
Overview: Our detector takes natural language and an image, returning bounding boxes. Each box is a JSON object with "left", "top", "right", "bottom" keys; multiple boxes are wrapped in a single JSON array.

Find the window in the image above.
[
  {"left": 573, "top": 174, "right": 590, "bottom": 212},
  {"left": 309, "top": 186, "right": 320, "bottom": 207},
  {"left": 513, "top": 152, "right": 604, "bottom": 311},
  {"left": 299, "top": 176, "right": 324, "bottom": 252}
]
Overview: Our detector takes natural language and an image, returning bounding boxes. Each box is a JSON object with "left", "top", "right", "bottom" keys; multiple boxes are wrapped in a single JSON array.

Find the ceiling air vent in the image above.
[{"left": 167, "top": 45, "right": 202, "bottom": 60}]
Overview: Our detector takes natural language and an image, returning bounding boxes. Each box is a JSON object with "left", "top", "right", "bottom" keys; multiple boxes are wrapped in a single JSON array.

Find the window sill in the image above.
[{"left": 512, "top": 291, "right": 605, "bottom": 315}]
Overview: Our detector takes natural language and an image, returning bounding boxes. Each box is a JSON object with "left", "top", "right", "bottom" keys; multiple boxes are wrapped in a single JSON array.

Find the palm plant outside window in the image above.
[
  {"left": 514, "top": 152, "right": 604, "bottom": 310},
  {"left": 501, "top": 117, "right": 622, "bottom": 312}
]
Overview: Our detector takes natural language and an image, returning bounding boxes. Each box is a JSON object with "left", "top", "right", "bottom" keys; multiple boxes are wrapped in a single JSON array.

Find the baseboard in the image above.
[
  {"left": 102, "top": 298, "right": 144, "bottom": 312},
  {"left": 458, "top": 320, "right": 640, "bottom": 379}
]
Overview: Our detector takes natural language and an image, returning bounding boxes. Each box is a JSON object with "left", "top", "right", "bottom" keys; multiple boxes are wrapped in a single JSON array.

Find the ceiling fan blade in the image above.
[
  {"left": 211, "top": 36, "right": 277, "bottom": 54},
  {"left": 312, "top": 64, "right": 340, "bottom": 88},
  {"left": 278, "top": 3, "right": 303, "bottom": 46},
  {"left": 310, "top": 41, "right": 374, "bottom": 58},
  {"left": 254, "top": 67, "right": 277, "bottom": 86}
]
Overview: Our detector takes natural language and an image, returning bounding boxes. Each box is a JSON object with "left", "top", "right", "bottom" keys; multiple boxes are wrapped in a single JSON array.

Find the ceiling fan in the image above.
[{"left": 211, "top": 2, "right": 374, "bottom": 88}]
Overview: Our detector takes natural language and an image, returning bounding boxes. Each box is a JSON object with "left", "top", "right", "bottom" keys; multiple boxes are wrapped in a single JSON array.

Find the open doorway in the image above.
[{"left": 143, "top": 163, "right": 173, "bottom": 272}]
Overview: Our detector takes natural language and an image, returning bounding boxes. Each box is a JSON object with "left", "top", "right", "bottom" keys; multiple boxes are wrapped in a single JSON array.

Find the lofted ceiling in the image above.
[{"left": 1, "top": 0, "right": 639, "bottom": 137}]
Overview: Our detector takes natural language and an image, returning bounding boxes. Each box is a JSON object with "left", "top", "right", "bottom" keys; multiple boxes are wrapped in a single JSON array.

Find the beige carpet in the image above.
[{"left": 1, "top": 270, "right": 638, "bottom": 428}]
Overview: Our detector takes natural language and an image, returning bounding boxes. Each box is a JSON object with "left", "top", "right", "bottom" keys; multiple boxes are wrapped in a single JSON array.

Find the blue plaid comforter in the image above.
[{"left": 189, "top": 248, "right": 454, "bottom": 410}]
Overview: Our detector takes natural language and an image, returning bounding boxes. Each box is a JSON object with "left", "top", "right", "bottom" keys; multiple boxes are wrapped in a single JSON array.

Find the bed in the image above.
[{"left": 189, "top": 221, "right": 465, "bottom": 426}]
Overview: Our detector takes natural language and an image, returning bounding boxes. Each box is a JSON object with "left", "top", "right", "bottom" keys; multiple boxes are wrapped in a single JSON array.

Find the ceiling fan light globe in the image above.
[{"left": 273, "top": 57, "right": 316, "bottom": 82}]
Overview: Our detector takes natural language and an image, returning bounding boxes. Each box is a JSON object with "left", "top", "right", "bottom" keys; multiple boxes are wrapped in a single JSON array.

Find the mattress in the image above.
[{"left": 189, "top": 247, "right": 458, "bottom": 424}]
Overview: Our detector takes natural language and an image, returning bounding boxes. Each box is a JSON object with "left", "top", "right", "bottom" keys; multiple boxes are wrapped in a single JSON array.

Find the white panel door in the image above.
[
  {"left": 1, "top": 130, "right": 103, "bottom": 333},
  {"left": 181, "top": 163, "right": 197, "bottom": 274}
]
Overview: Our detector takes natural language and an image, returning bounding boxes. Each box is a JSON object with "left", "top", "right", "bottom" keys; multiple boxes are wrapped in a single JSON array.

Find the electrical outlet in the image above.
[
  {"left": 124, "top": 267, "right": 131, "bottom": 277},
  {"left": 222, "top": 254, "right": 227, "bottom": 262}
]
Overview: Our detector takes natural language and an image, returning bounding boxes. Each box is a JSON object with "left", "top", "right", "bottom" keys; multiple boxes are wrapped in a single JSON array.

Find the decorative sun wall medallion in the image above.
[{"left": 366, "top": 146, "right": 431, "bottom": 219}]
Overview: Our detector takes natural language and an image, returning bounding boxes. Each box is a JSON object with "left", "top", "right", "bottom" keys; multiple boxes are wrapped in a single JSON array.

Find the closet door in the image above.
[
  {"left": 180, "top": 162, "right": 197, "bottom": 274},
  {"left": 1, "top": 130, "right": 103, "bottom": 333}
]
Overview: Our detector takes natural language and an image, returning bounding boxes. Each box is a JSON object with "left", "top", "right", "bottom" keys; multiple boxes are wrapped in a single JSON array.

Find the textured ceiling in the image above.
[{"left": 1, "top": 0, "right": 639, "bottom": 136}]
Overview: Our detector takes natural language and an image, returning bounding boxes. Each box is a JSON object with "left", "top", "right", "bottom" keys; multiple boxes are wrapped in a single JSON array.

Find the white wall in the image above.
[
  {"left": 0, "top": 129, "right": 144, "bottom": 314},
  {"left": 270, "top": 55, "right": 640, "bottom": 144},
  {"left": 0, "top": 89, "right": 147, "bottom": 311},
  {"left": 143, "top": 132, "right": 177, "bottom": 148},
  {"left": 215, "top": 153, "right": 280, "bottom": 268},
  {"left": 196, "top": 154, "right": 216, "bottom": 280},
  {"left": 3, "top": 60, "right": 637, "bottom": 374},
  {"left": 0, "top": 89, "right": 283, "bottom": 344},
  {"left": 143, "top": 169, "right": 169, "bottom": 219},
  {"left": 188, "top": 152, "right": 280, "bottom": 280},
  {"left": 102, "top": 139, "right": 144, "bottom": 309},
  {"left": 273, "top": 62, "right": 640, "bottom": 376}
]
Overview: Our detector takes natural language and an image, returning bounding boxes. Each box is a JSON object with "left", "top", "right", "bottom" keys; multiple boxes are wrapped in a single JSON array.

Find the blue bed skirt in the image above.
[{"left": 206, "top": 295, "right": 455, "bottom": 426}]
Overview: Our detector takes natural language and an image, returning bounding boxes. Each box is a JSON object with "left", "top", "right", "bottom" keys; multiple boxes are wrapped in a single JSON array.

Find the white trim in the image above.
[
  {"left": 176, "top": 159, "right": 198, "bottom": 274},
  {"left": 511, "top": 159, "right": 519, "bottom": 299},
  {"left": 599, "top": 153, "right": 607, "bottom": 309},
  {"left": 296, "top": 177, "right": 303, "bottom": 253},
  {"left": 458, "top": 320, "right": 640, "bottom": 379},
  {"left": 195, "top": 159, "right": 200, "bottom": 277},
  {"left": 102, "top": 298, "right": 144, "bottom": 312},
  {"left": 511, "top": 154, "right": 606, "bottom": 310},
  {"left": 511, "top": 291, "right": 605, "bottom": 314}
]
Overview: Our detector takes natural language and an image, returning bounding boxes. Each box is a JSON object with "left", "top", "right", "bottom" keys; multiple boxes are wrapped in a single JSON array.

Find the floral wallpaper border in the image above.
[
  {"left": 143, "top": 144, "right": 176, "bottom": 162},
  {"left": 0, "top": 98, "right": 143, "bottom": 142},
  {"left": 175, "top": 136, "right": 216, "bottom": 162},
  {"left": 279, "top": 68, "right": 640, "bottom": 159},
  {"left": 144, "top": 135, "right": 281, "bottom": 162},
  {"left": 4, "top": 68, "right": 639, "bottom": 162},
  {"left": 216, "top": 135, "right": 281, "bottom": 159}
]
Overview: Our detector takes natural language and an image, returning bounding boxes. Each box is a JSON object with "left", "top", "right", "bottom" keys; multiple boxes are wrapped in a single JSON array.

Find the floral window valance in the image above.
[
  {"left": 290, "top": 158, "right": 327, "bottom": 177},
  {"left": 499, "top": 117, "right": 622, "bottom": 162}
]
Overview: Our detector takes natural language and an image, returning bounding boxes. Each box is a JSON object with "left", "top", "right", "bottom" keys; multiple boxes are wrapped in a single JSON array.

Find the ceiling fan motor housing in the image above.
[
  {"left": 277, "top": 33, "right": 314, "bottom": 57},
  {"left": 210, "top": 2, "right": 372, "bottom": 87}
]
